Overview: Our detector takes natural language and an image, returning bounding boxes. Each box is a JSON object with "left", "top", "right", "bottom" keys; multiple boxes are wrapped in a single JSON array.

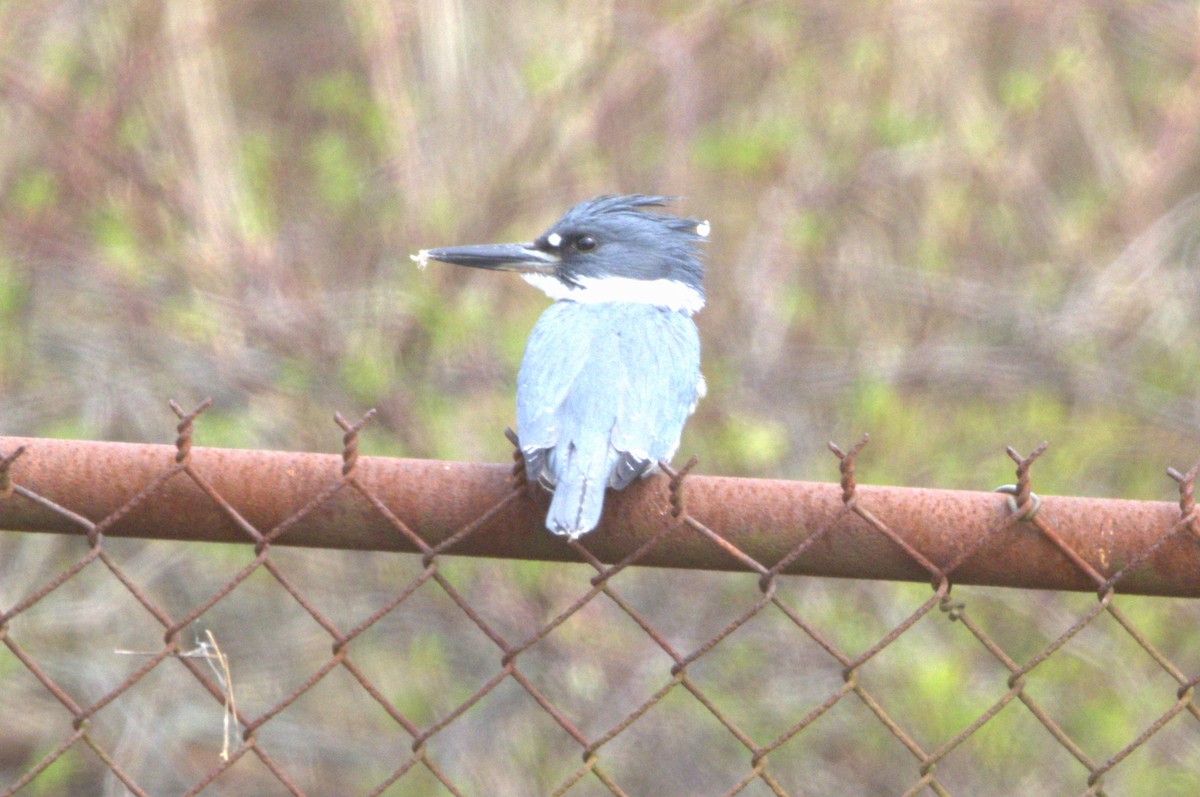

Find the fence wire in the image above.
[{"left": 1, "top": 400, "right": 1199, "bottom": 796}]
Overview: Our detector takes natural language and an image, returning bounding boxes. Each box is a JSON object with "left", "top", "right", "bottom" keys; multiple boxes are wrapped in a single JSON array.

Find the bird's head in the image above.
[{"left": 414, "top": 194, "right": 708, "bottom": 314}]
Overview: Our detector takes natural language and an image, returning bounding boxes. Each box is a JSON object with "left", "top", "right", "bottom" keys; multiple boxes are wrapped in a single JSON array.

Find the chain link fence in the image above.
[{"left": 2, "top": 400, "right": 1199, "bottom": 796}]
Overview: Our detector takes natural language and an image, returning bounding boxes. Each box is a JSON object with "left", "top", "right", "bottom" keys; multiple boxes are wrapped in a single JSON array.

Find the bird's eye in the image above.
[{"left": 574, "top": 235, "right": 597, "bottom": 251}]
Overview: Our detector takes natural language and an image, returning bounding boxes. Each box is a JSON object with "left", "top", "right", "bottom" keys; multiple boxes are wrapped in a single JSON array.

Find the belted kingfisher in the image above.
[{"left": 413, "top": 194, "right": 707, "bottom": 539}]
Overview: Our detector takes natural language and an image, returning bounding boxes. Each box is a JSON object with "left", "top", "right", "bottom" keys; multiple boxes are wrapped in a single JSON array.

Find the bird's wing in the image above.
[
  {"left": 609, "top": 312, "right": 701, "bottom": 490},
  {"left": 515, "top": 304, "right": 599, "bottom": 484}
]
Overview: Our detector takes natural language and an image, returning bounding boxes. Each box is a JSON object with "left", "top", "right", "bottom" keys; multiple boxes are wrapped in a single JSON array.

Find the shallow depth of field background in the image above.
[{"left": 3, "top": 2, "right": 1200, "bottom": 795}]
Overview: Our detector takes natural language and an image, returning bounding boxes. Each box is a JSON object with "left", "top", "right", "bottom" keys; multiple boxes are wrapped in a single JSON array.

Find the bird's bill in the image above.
[{"left": 412, "top": 242, "right": 559, "bottom": 273}]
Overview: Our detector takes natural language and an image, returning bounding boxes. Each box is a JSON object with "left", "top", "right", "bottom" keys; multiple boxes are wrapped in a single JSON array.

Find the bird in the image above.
[{"left": 413, "top": 194, "right": 708, "bottom": 539}]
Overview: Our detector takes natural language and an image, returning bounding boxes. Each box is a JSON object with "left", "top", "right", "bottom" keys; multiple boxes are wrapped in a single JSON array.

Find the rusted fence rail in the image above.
[
  {"left": 2, "top": 435, "right": 1199, "bottom": 597},
  {"left": 1, "top": 402, "right": 1199, "bottom": 796}
]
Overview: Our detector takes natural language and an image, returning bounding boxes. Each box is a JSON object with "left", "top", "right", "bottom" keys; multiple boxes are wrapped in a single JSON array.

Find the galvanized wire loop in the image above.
[{"left": 994, "top": 484, "right": 1042, "bottom": 521}]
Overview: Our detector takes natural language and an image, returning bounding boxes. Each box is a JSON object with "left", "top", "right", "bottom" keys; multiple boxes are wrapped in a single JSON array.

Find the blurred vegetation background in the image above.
[{"left": 3, "top": 1, "right": 1200, "bottom": 795}]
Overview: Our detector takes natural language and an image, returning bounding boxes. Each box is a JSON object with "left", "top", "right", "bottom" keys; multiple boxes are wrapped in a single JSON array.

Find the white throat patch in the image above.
[{"left": 522, "top": 273, "right": 705, "bottom": 314}]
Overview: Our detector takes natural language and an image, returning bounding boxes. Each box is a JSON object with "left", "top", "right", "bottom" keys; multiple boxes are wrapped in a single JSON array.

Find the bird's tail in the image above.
[{"left": 546, "top": 443, "right": 611, "bottom": 540}]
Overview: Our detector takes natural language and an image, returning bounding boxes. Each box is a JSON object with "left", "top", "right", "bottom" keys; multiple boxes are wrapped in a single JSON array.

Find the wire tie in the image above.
[{"left": 994, "top": 484, "right": 1041, "bottom": 521}]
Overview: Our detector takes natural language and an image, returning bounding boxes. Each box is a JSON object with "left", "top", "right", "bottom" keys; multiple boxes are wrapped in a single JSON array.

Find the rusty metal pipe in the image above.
[{"left": 0, "top": 436, "right": 1196, "bottom": 597}]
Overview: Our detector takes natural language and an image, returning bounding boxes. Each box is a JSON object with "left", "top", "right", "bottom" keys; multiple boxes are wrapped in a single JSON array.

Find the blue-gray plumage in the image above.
[
  {"left": 518, "top": 302, "right": 701, "bottom": 535},
  {"left": 414, "top": 195, "right": 708, "bottom": 539}
]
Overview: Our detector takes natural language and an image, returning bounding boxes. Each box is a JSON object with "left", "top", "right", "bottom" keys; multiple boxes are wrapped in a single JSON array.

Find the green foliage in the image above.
[
  {"left": 1001, "top": 69, "right": 1046, "bottom": 112},
  {"left": 306, "top": 131, "right": 363, "bottom": 213},
  {"left": 155, "top": 294, "right": 222, "bottom": 345},
  {"left": 11, "top": 168, "right": 58, "bottom": 215},
  {"left": 186, "top": 409, "right": 256, "bottom": 450},
  {"left": 0, "top": 258, "right": 27, "bottom": 316},
  {"left": 691, "top": 118, "right": 798, "bottom": 177},
  {"left": 520, "top": 52, "right": 563, "bottom": 94},
  {"left": 238, "top": 131, "right": 280, "bottom": 237},
  {"left": 389, "top": 631, "right": 450, "bottom": 726},
  {"left": 848, "top": 33, "right": 887, "bottom": 78},
  {"left": 871, "top": 104, "right": 938, "bottom": 148},
  {"left": 785, "top": 211, "right": 828, "bottom": 255},
  {"left": 304, "top": 71, "right": 369, "bottom": 118},
  {"left": 36, "top": 416, "right": 98, "bottom": 441},
  {"left": 715, "top": 412, "right": 789, "bottom": 473},
  {"left": 90, "top": 203, "right": 142, "bottom": 279},
  {"left": 340, "top": 343, "right": 393, "bottom": 403},
  {"left": 25, "top": 747, "right": 79, "bottom": 796}
]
